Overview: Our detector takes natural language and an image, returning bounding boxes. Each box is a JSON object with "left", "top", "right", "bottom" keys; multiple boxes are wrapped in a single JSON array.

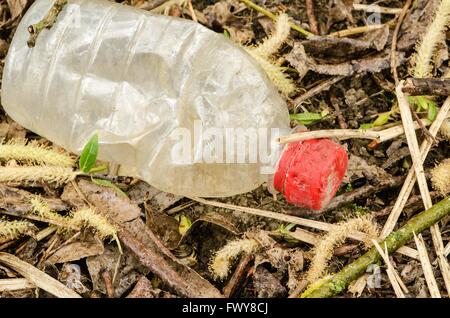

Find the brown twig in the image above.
[
  {"left": 118, "top": 227, "right": 222, "bottom": 298},
  {"left": 319, "top": 176, "right": 406, "bottom": 214},
  {"left": 330, "top": 94, "right": 348, "bottom": 129},
  {"left": 305, "top": 0, "right": 319, "bottom": 35},
  {"left": 101, "top": 269, "right": 115, "bottom": 298},
  {"left": 238, "top": 0, "right": 313, "bottom": 37},
  {"left": 390, "top": 0, "right": 412, "bottom": 84},
  {"left": 223, "top": 254, "right": 253, "bottom": 298},
  {"left": 410, "top": 107, "right": 436, "bottom": 144},
  {"left": 402, "top": 78, "right": 450, "bottom": 96},
  {"left": 292, "top": 76, "right": 345, "bottom": 109}
]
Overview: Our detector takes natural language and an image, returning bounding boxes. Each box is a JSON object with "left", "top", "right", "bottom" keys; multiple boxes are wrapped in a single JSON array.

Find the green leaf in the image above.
[
  {"left": 427, "top": 101, "right": 437, "bottom": 121},
  {"left": 359, "top": 123, "right": 374, "bottom": 129},
  {"left": 91, "top": 178, "right": 128, "bottom": 198},
  {"left": 372, "top": 111, "right": 392, "bottom": 127},
  {"left": 79, "top": 133, "right": 99, "bottom": 173},
  {"left": 175, "top": 215, "right": 192, "bottom": 236},
  {"left": 223, "top": 29, "right": 230, "bottom": 39},
  {"left": 290, "top": 112, "right": 323, "bottom": 125},
  {"left": 416, "top": 96, "right": 429, "bottom": 111}
]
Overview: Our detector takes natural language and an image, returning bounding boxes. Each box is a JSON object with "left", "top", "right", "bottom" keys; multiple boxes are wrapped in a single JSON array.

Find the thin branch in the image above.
[
  {"left": 238, "top": 0, "right": 313, "bottom": 37},
  {"left": 301, "top": 196, "right": 450, "bottom": 298},
  {"left": 189, "top": 196, "right": 418, "bottom": 259},
  {"left": 277, "top": 119, "right": 432, "bottom": 144},
  {"left": 390, "top": 0, "right": 412, "bottom": 84}
]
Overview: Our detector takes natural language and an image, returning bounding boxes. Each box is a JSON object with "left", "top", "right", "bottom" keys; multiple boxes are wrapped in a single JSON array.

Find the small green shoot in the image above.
[
  {"left": 360, "top": 111, "right": 393, "bottom": 129},
  {"left": 290, "top": 110, "right": 327, "bottom": 126},
  {"left": 79, "top": 133, "right": 99, "bottom": 173},
  {"left": 408, "top": 96, "right": 437, "bottom": 121},
  {"left": 175, "top": 214, "right": 192, "bottom": 236},
  {"left": 91, "top": 177, "right": 128, "bottom": 198},
  {"left": 274, "top": 223, "right": 298, "bottom": 243}
]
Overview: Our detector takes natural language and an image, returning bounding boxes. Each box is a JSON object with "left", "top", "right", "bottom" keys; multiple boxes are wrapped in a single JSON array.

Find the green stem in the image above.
[
  {"left": 239, "top": 0, "right": 313, "bottom": 37},
  {"left": 301, "top": 196, "right": 450, "bottom": 298},
  {"left": 27, "top": 0, "right": 68, "bottom": 47}
]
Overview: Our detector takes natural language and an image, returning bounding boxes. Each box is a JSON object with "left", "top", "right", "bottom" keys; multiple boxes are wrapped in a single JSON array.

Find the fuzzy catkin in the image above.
[
  {"left": 248, "top": 14, "right": 291, "bottom": 59},
  {"left": 209, "top": 238, "right": 259, "bottom": 280},
  {"left": 30, "top": 196, "right": 69, "bottom": 224},
  {"left": 244, "top": 13, "right": 297, "bottom": 96},
  {"left": 247, "top": 53, "right": 298, "bottom": 96},
  {"left": 0, "top": 139, "right": 75, "bottom": 167},
  {"left": 431, "top": 158, "right": 450, "bottom": 196},
  {"left": 70, "top": 208, "right": 118, "bottom": 240},
  {"left": 306, "top": 215, "right": 379, "bottom": 284},
  {"left": 0, "top": 166, "right": 78, "bottom": 185},
  {"left": 0, "top": 219, "right": 35, "bottom": 240},
  {"left": 413, "top": 0, "right": 450, "bottom": 78}
]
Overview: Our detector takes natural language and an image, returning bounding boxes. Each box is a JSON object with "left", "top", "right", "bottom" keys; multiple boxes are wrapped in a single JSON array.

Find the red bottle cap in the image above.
[{"left": 274, "top": 138, "right": 348, "bottom": 211}]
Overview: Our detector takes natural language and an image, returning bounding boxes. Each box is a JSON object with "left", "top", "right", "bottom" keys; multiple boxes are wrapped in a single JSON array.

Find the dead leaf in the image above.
[
  {"left": 63, "top": 179, "right": 222, "bottom": 297},
  {"left": 397, "top": 0, "right": 440, "bottom": 51},
  {"left": 58, "top": 263, "right": 90, "bottom": 294},
  {"left": 287, "top": 42, "right": 405, "bottom": 77},
  {"left": 287, "top": 249, "right": 304, "bottom": 292},
  {"left": 87, "top": 244, "right": 149, "bottom": 297},
  {"left": 328, "top": 0, "right": 354, "bottom": 27},
  {"left": 4, "top": 117, "right": 26, "bottom": 140},
  {"left": 177, "top": 212, "right": 239, "bottom": 248},
  {"left": 253, "top": 266, "right": 287, "bottom": 298},
  {"left": 146, "top": 210, "right": 181, "bottom": 250},
  {"left": 348, "top": 274, "right": 368, "bottom": 297},
  {"left": 343, "top": 154, "right": 391, "bottom": 184},
  {"left": 0, "top": 185, "right": 69, "bottom": 215},
  {"left": 6, "top": 0, "right": 27, "bottom": 19},
  {"left": 302, "top": 26, "right": 389, "bottom": 59},
  {"left": 62, "top": 179, "right": 140, "bottom": 223},
  {"left": 46, "top": 233, "right": 105, "bottom": 264},
  {"left": 203, "top": 0, "right": 254, "bottom": 43},
  {"left": 126, "top": 276, "right": 176, "bottom": 298},
  {"left": 128, "top": 180, "right": 182, "bottom": 210}
]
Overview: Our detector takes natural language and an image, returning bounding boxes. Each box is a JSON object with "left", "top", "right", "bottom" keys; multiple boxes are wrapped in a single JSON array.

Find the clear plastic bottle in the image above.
[{"left": 2, "top": 0, "right": 290, "bottom": 197}]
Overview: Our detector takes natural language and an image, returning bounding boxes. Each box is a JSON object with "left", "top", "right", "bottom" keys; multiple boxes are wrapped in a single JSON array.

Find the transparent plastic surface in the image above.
[{"left": 2, "top": 0, "right": 290, "bottom": 197}]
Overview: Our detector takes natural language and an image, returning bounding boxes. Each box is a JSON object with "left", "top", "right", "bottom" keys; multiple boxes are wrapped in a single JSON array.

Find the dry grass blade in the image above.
[
  {"left": 395, "top": 82, "right": 450, "bottom": 296},
  {"left": 0, "top": 252, "right": 81, "bottom": 298},
  {"left": 277, "top": 119, "right": 434, "bottom": 144},
  {"left": 372, "top": 240, "right": 408, "bottom": 298},
  {"left": 413, "top": 233, "right": 441, "bottom": 298},
  {"left": 444, "top": 242, "right": 450, "bottom": 257},
  {"left": 395, "top": 83, "right": 432, "bottom": 206},
  {"left": 0, "top": 278, "right": 35, "bottom": 292},
  {"left": 189, "top": 196, "right": 419, "bottom": 259},
  {"left": 382, "top": 96, "right": 450, "bottom": 237}
]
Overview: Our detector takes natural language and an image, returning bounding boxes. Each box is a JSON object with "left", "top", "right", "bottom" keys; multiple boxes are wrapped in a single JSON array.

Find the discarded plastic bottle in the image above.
[{"left": 1, "top": 0, "right": 348, "bottom": 210}]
